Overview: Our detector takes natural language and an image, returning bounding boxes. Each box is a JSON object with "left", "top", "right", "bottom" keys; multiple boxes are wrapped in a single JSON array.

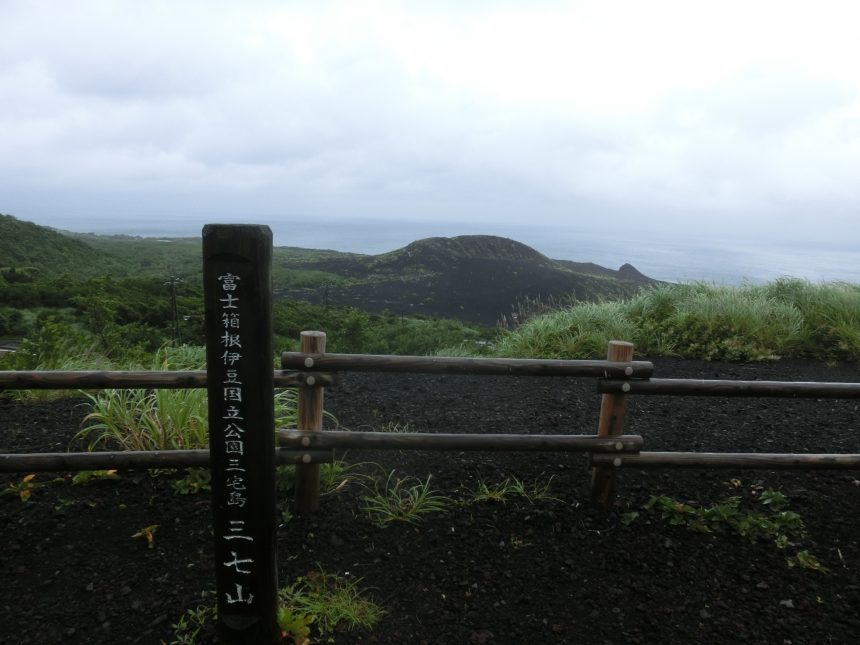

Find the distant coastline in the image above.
[{"left": 22, "top": 214, "right": 860, "bottom": 286}]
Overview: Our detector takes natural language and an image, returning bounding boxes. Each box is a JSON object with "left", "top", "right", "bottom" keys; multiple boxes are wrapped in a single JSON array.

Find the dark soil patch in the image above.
[
  {"left": 1, "top": 357, "right": 859, "bottom": 644},
  {"left": 277, "top": 257, "right": 644, "bottom": 324}
]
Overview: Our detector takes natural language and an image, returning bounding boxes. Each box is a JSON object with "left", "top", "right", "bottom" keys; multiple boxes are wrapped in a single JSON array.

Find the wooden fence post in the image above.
[
  {"left": 590, "top": 340, "right": 634, "bottom": 510},
  {"left": 294, "top": 330, "right": 327, "bottom": 513},
  {"left": 203, "top": 225, "right": 278, "bottom": 643}
]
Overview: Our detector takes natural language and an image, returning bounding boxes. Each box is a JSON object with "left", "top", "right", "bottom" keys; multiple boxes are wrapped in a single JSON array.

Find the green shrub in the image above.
[
  {"left": 495, "top": 279, "right": 858, "bottom": 362},
  {"left": 635, "top": 283, "right": 803, "bottom": 361},
  {"left": 495, "top": 301, "right": 635, "bottom": 359}
]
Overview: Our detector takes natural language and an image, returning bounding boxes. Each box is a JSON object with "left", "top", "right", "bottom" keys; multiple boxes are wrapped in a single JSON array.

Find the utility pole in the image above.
[{"left": 164, "top": 273, "right": 183, "bottom": 344}]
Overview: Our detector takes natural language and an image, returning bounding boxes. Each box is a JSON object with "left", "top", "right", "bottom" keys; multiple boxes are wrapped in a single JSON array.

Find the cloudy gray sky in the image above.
[{"left": 2, "top": 0, "right": 859, "bottom": 251}]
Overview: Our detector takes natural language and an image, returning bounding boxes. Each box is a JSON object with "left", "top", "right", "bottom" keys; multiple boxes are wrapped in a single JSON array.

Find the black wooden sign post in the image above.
[{"left": 203, "top": 225, "right": 278, "bottom": 643}]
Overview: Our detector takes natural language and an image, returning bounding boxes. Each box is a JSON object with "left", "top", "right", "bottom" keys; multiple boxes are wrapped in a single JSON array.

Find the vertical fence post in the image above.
[
  {"left": 294, "top": 330, "right": 327, "bottom": 513},
  {"left": 590, "top": 340, "right": 633, "bottom": 510},
  {"left": 203, "top": 225, "right": 278, "bottom": 643}
]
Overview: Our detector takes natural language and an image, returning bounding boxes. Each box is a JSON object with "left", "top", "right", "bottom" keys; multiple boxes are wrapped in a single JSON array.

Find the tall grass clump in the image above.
[
  {"left": 762, "top": 278, "right": 860, "bottom": 362},
  {"left": 494, "top": 301, "right": 635, "bottom": 359},
  {"left": 0, "top": 316, "right": 112, "bottom": 401},
  {"left": 493, "top": 279, "right": 858, "bottom": 362},
  {"left": 77, "top": 344, "right": 300, "bottom": 451},
  {"left": 628, "top": 282, "right": 804, "bottom": 361}
]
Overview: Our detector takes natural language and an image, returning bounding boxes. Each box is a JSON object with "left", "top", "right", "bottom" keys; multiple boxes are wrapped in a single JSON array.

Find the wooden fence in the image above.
[{"left": 2, "top": 223, "right": 859, "bottom": 643}]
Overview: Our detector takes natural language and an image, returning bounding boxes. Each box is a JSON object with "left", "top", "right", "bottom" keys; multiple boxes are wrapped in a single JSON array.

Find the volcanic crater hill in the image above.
[{"left": 277, "top": 234, "right": 657, "bottom": 324}]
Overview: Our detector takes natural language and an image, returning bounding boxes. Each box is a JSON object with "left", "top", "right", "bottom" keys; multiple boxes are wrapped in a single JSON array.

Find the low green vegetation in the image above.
[
  {"left": 496, "top": 279, "right": 860, "bottom": 362},
  {"left": 279, "top": 571, "right": 384, "bottom": 637},
  {"left": 359, "top": 470, "right": 450, "bottom": 527},
  {"left": 71, "top": 469, "right": 119, "bottom": 485},
  {"left": 170, "top": 572, "right": 383, "bottom": 645},
  {"left": 172, "top": 468, "right": 211, "bottom": 495},
  {"left": 0, "top": 473, "right": 41, "bottom": 501},
  {"left": 636, "top": 486, "right": 829, "bottom": 573},
  {"left": 468, "top": 475, "right": 562, "bottom": 505}
]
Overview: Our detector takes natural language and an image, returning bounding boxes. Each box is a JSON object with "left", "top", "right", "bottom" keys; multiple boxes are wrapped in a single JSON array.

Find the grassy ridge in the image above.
[{"left": 495, "top": 279, "right": 860, "bottom": 362}]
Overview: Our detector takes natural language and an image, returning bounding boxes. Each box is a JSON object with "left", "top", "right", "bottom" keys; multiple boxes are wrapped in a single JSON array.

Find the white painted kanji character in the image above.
[
  {"left": 223, "top": 550, "right": 254, "bottom": 574},
  {"left": 225, "top": 583, "right": 254, "bottom": 605},
  {"left": 227, "top": 490, "right": 247, "bottom": 507},
  {"left": 224, "top": 520, "right": 254, "bottom": 542},
  {"left": 223, "top": 387, "right": 242, "bottom": 402},
  {"left": 226, "top": 458, "right": 246, "bottom": 472},
  {"left": 220, "top": 293, "right": 240, "bottom": 309},
  {"left": 224, "top": 422, "right": 244, "bottom": 439},
  {"left": 225, "top": 474, "right": 246, "bottom": 491},
  {"left": 221, "top": 332, "right": 242, "bottom": 348},
  {"left": 221, "top": 351, "right": 241, "bottom": 366},
  {"left": 222, "top": 312, "right": 241, "bottom": 329},
  {"left": 223, "top": 406, "right": 243, "bottom": 420},
  {"left": 218, "top": 273, "right": 241, "bottom": 291},
  {"left": 224, "top": 370, "right": 242, "bottom": 385}
]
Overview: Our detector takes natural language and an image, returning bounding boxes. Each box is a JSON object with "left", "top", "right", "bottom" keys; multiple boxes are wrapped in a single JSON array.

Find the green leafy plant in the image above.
[
  {"left": 279, "top": 571, "right": 383, "bottom": 636},
  {"left": 169, "top": 598, "right": 216, "bottom": 645},
  {"left": 277, "top": 606, "right": 314, "bottom": 645},
  {"left": 1, "top": 473, "right": 41, "bottom": 501},
  {"left": 360, "top": 470, "right": 449, "bottom": 527},
  {"left": 71, "top": 469, "right": 119, "bottom": 485},
  {"left": 169, "top": 572, "right": 382, "bottom": 644},
  {"left": 787, "top": 549, "right": 830, "bottom": 573},
  {"left": 643, "top": 490, "right": 826, "bottom": 573},
  {"left": 173, "top": 468, "right": 211, "bottom": 495}
]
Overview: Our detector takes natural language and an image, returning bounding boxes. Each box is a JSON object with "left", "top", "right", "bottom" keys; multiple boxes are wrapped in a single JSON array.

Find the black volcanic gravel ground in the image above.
[{"left": 1, "top": 357, "right": 859, "bottom": 644}]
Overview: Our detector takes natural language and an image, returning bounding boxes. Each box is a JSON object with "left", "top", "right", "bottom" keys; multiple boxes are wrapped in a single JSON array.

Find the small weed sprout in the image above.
[
  {"left": 320, "top": 460, "right": 371, "bottom": 496},
  {"left": 71, "top": 469, "right": 119, "bottom": 485},
  {"left": 508, "top": 475, "right": 562, "bottom": 503},
  {"left": 467, "top": 475, "right": 561, "bottom": 505},
  {"left": 470, "top": 479, "right": 511, "bottom": 504},
  {"left": 376, "top": 421, "right": 413, "bottom": 433},
  {"left": 131, "top": 524, "right": 159, "bottom": 549},
  {"left": 787, "top": 549, "right": 830, "bottom": 574},
  {"left": 360, "top": 470, "right": 449, "bottom": 527},
  {"left": 170, "top": 601, "right": 216, "bottom": 645},
  {"left": 1, "top": 474, "right": 41, "bottom": 502}
]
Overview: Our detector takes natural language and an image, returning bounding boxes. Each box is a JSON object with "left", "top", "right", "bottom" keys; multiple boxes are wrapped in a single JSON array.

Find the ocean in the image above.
[{"left": 38, "top": 214, "right": 860, "bottom": 286}]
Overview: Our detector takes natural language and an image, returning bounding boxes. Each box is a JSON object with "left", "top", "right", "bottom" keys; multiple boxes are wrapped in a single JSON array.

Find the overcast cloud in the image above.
[{"left": 1, "top": 0, "right": 859, "bottom": 246}]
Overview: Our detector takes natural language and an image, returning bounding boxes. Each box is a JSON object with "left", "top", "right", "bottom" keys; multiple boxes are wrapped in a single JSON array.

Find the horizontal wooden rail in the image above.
[
  {"left": 591, "top": 452, "right": 860, "bottom": 469},
  {"left": 279, "top": 429, "right": 643, "bottom": 453},
  {"left": 0, "top": 370, "right": 336, "bottom": 390},
  {"left": 0, "top": 448, "right": 333, "bottom": 473},
  {"left": 281, "top": 352, "right": 654, "bottom": 378},
  {"left": 598, "top": 378, "right": 860, "bottom": 398}
]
